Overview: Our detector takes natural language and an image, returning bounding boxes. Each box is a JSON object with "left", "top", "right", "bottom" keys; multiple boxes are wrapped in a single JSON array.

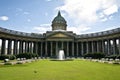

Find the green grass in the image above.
[
  {"left": 0, "top": 59, "right": 120, "bottom": 80},
  {"left": 0, "top": 60, "right": 3, "bottom": 62}
]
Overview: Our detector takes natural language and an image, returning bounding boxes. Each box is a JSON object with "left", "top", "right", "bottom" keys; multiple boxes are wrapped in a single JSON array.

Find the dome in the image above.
[
  {"left": 51, "top": 11, "right": 67, "bottom": 31},
  {"left": 52, "top": 11, "right": 66, "bottom": 24}
]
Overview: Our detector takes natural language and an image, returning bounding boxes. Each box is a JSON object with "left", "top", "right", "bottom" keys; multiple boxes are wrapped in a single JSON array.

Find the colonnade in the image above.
[
  {"left": 0, "top": 39, "right": 39, "bottom": 55},
  {"left": 0, "top": 37, "right": 120, "bottom": 58},
  {"left": 79, "top": 38, "right": 120, "bottom": 56}
]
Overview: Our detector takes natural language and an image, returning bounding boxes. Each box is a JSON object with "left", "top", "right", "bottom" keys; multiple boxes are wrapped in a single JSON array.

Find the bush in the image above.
[
  {"left": 0, "top": 55, "right": 9, "bottom": 60},
  {"left": 84, "top": 52, "right": 105, "bottom": 59},
  {"left": 0, "top": 55, "right": 16, "bottom": 60},
  {"left": 9, "top": 55, "right": 16, "bottom": 60},
  {"left": 105, "top": 55, "right": 120, "bottom": 59},
  {"left": 16, "top": 53, "right": 39, "bottom": 59},
  {"left": 117, "top": 55, "right": 120, "bottom": 59}
]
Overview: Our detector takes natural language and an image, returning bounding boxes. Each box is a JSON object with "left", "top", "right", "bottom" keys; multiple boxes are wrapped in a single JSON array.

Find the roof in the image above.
[{"left": 52, "top": 11, "right": 66, "bottom": 24}]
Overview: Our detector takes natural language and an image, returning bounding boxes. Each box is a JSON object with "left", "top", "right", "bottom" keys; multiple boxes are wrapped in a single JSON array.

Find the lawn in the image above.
[{"left": 0, "top": 59, "right": 120, "bottom": 80}]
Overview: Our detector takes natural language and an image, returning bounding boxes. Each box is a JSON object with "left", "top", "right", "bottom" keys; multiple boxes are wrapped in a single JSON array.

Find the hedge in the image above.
[
  {"left": 0, "top": 55, "right": 16, "bottom": 60},
  {"left": 16, "top": 53, "right": 39, "bottom": 59},
  {"left": 105, "top": 55, "right": 120, "bottom": 59},
  {"left": 83, "top": 52, "right": 105, "bottom": 59}
]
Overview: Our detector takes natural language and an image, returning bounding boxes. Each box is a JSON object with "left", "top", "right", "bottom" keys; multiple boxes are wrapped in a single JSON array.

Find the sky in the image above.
[{"left": 0, "top": 0, "right": 120, "bottom": 34}]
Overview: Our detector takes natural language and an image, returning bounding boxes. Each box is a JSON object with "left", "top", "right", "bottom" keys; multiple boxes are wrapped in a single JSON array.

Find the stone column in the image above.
[
  {"left": 89, "top": 41, "right": 92, "bottom": 53},
  {"left": 45, "top": 41, "right": 47, "bottom": 57},
  {"left": 19, "top": 41, "right": 23, "bottom": 54},
  {"left": 72, "top": 42, "right": 74, "bottom": 57},
  {"left": 67, "top": 41, "right": 69, "bottom": 57},
  {"left": 91, "top": 41, "right": 94, "bottom": 53},
  {"left": 1, "top": 39, "right": 6, "bottom": 55},
  {"left": 22, "top": 42, "right": 24, "bottom": 53},
  {"left": 40, "top": 42, "right": 43, "bottom": 57},
  {"left": 33, "top": 42, "right": 35, "bottom": 53},
  {"left": 21, "top": 41, "right": 24, "bottom": 53},
  {"left": 81, "top": 42, "right": 84, "bottom": 56},
  {"left": 28, "top": 42, "right": 31, "bottom": 53},
  {"left": 30, "top": 42, "right": 33, "bottom": 53},
  {"left": 119, "top": 38, "right": 120, "bottom": 55},
  {"left": 7, "top": 39, "right": 12, "bottom": 55},
  {"left": 97, "top": 41, "right": 99, "bottom": 52},
  {"left": 13, "top": 40, "right": 18, "bottom": 55},
  {"left": 107, "top": 39, "right": 110, "bottom": 55},
  {"left": 86, "top": 42, "right": 89, "bottom": 53},
  {"left": 94, "top": 41, "right": 97, "bottom": 52},
  {"left": 76, "top": 42, "right": 78, "bottom": 57},
  {"left": 27, "top": 42, "right": 30, "bottom": 52},
  {"left": 99, "top": 41, "right": 102, "bottom": 52},
  {"left": 50, "top": 41, "right": 53, "bottom": 57},
  {"left": 36, "top": 42, "right": 38, "bottom": 54},
  {"left": 113, "top": 39, "right": 117, "bottom": 55},
  {"left": 32, "top": 42, "right": 34, "bottom": 53},
  {"left": 56, "top": 41, "right": 58, "bottom": 56},
  {"left": 25, "top": 42, "right": 27, "bottom": 53},
  {"left": 102, "top": 40, "right": 105, "bottom": 53}
]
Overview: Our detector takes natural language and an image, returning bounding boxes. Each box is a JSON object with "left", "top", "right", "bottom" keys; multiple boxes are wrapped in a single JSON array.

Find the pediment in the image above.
[
  {"left": 46, "top": 32, "right": 74, "bottom": 39},
  {"left": 51, "top": 33, "right": 69, "bottom": 38}
]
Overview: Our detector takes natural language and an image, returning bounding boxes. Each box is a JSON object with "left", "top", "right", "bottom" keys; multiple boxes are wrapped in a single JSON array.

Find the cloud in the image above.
[
  {"left": 103, "top": 5, "right": 118, "bottom": 15},
  {"left": 45, "top": 12, "right": 48, "bottom": 16},
  {"left": 104, "top": 26, "right": 120, "bottom": 31},
  {"left": 67, "top": 24, "right": 91, "bottom": 34},
  {"left": 100, "top": 17, "right": 109, "bottom": 22},
  {"left": 23, "top": 12, "right": 30, "bottom": 15},
  {"left": 45, "top": 0, "right": 52, "bottom": 2},
  {"left": 55, "top": 0, "right": 120, "bottom": 34},
  {"left": 16, "top": 8, "right": 23, "bottom": 12},
  {"left": 33, "top": 24, "right": 90, "bottom": 34},
  {"left": 33, "top": 24, "right": 51, "bottom": 33},
  {"left": 57, "top": 0, "right": 119, "bottom": 23},
  {"left": 16, "top": 8, "right": 30, "bottom": 16},
  {"left": 27, "top": 19, "right": 31, "bottom": 22},
  {"left": 0, "top": 16, "right": 9, "bottom": 21}
]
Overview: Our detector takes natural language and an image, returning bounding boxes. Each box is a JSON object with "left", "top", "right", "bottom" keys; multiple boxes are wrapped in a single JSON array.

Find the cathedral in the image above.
[{"left": 0, "top": 11, "right": 120, "bottom": 58}]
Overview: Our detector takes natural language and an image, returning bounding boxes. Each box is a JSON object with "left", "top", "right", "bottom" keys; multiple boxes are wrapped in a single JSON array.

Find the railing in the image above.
[
  {"left": 0, "top": 27, "right": 43, "bottom": 38},
  {"left": 77, "top": 28, "right": 120, "bottom": 38}
]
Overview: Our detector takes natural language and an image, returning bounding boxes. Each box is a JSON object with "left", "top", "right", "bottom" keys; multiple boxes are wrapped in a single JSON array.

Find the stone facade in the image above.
[{"left": 0, "top": 11, "right": 120, "bottom": 58}]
